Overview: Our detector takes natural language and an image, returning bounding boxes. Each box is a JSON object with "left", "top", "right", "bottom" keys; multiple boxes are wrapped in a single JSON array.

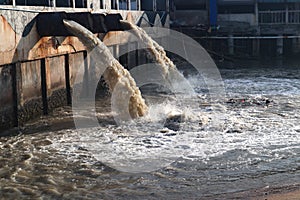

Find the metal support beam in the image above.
[
  {"left": 137, "top": 0, "right": 141, "bottom": 11},
  {"left": 127, "top": 0, "right": 131, "bottom": 10},
  {"left": 116, "top": 0, "right": 119, "bottom": 10},
  {"left": 153, "top": 0, "right": 156, "bottom": 11},
  {"left": 166, "top": 0, "right": 169, "bottom": 12}
]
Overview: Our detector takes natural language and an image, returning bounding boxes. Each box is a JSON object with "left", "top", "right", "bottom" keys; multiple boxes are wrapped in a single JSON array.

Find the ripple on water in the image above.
[{"left": 1, "top": 79, "right": 300, "bottom": 198}]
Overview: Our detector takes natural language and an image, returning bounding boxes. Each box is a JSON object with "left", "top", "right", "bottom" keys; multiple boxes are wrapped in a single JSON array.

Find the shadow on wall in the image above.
[
  {"left": 0, "top": 65, "right": 16, "bottom": 130},
  {"left": 0, "top": 12, "right": 125, "bottom": 131}
]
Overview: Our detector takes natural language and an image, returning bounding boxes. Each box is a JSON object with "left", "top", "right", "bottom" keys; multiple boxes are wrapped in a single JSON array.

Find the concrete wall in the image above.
[
  {"left": 0, "top": 8, "right": 170, "bottom": 132},
  {"left": 0, "top": 65, "right": 15, "bottom": 130}
]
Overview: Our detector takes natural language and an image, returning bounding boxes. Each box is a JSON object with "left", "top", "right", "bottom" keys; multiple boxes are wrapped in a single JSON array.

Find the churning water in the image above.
[{"left": 1, "top": 58, "right": 300, "bottom": 199}]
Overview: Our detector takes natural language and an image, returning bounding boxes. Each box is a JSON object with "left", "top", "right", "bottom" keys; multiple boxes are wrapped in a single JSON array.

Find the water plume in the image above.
[
  {"left": 120, "top": 20, "right": 194, "bottom": 94},
  {"left": 63, "top": 19, "right": 148, "bottom": 119}
]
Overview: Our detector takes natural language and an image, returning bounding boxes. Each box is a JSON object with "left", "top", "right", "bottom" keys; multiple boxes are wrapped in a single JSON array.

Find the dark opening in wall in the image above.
[
  {"left": 0, "top": 0, "right": 12, "bottom": 5},
  {"left": 218, "top": 5, "right": 255, "bottom": 14},
  {"left": 173, "top": 0, "right": 206, "bottom": 10},
  {"left": 111, "top": 0, "right": 117, "bottom": 9},
  {"left": 119, "top": 0, "right": 127, "bottom": 10},
  {"left": 100, "top": 0, "right": 103, "bottom": 9},
  {"left": 15, "top": 0, "right": 49, "bottom": 6},
  {"left": 175, "top": 4, "right": 206, "bottom": 10},
  {"left": 157, "top": 0, "right": 166, "bottom": 11},
  {"left": 131, "top": 0, "right": 138, "bottom": 10},
  {"left": 259, "top": 3, "right": 286, "bottom": 11},
  {"left": 75, "top": 0, "right": 87, "bottom": 8},
  {"left": 141, "top": 0, "right": 153, "bottom": 11},
  {"left": 56, "top": 0, "right": 73, "bottom": 7}
]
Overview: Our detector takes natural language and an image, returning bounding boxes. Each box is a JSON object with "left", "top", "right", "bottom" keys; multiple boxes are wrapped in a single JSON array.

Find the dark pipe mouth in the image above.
[
  {"left": 36, "top": 12, "right": 124, "bottom": 37},
  {"left": 119, "top": 20, "right": 133, "bottom": 31}
]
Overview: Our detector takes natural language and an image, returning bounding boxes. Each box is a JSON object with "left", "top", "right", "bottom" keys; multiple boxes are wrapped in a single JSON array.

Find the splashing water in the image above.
[
  {"left": 63, "top": 20, "right": 148, "bottom": 119},
  {"left": 120, "top": 20, "right": 194, "bottom": 94}
]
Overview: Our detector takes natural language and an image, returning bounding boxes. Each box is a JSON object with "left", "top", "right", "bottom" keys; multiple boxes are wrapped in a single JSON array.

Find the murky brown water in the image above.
[{"left": 1, "top": 56, "right": 300, "bottom": 199}]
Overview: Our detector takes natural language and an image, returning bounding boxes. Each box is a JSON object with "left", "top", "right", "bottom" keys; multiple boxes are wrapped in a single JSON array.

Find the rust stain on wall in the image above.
[
  {"left": 28, "top": 36, "right": 85, "bottom": 60},
  {"left": 0, "top": 15, "right": 16, "bottom": 53},
  {"left": 20, "top": 60, "right": 42, "bottom": 102},
  {"left": 0, "top": 15, "right": 17, "bottom": 65},
  {"left": 103, "top": 31, "right": 131, "bottom": 46},
  {"left": 126, "top": 12, "right": 134, "bottom": 23}
]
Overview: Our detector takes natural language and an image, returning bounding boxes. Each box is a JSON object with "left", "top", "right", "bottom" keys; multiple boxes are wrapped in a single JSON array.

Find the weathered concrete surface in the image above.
[
  {"left": 20, "top": 60, "right": 41, "bottom": 102},
  {"left": 0, "top": 15, "right": 16, "bottom": 52},
  {"left": 46, "top": 55, "right": 68, "bottom": 110},
  {"left": 69, "top": 52, "right": 85, "bottom": 87},
  {"left": 16, "top": 61, "right": 43, "bottom": 125},
  {"left": 0, "top": 9, "right": 169, "bottom": 66},
  {"left": 0, "top": 8, "right": 170, "bottom": 131},
  {"left": 0, "top": 65, "right": 15, "bottom": 130}
]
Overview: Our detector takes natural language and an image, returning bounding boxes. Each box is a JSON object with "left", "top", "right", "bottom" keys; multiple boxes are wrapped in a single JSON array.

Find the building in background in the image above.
[{"left": 170, "top": 0, "right": 300, "bottom": 57}]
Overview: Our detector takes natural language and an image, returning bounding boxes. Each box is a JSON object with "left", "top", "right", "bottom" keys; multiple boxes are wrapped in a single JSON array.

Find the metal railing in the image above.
[
  {"left": 288, "top": 10, "right": 300, "bottom": 24},
  {"left": 259, "top": 10, "right": 300, "bottom": 24}
]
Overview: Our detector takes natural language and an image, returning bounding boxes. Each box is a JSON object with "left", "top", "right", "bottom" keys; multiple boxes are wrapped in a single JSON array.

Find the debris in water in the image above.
[
  {"left": 226, "top": 97, "right": 273, "bottom": 107},
  {"left": 164, "top": 111, "right": 184, "bottom": 131}
]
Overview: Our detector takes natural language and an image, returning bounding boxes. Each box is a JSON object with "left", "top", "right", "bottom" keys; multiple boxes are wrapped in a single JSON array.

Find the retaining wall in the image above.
[{"left": 0, "top": 8, "right": 170, "bottom": 132}]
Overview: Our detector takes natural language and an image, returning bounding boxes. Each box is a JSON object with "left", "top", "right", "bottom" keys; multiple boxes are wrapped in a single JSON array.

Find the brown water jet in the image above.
[{"left": 63, "top": 20, "right": 148, "bottom": 119}]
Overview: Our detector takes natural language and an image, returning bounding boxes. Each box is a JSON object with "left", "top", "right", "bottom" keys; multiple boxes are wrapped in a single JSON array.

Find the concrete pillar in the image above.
[
  {"left": 116, "top": 0, "right": 119, "bottom": 9},
  {"left": 153, "top": 0, "right": 156, "bottom": 11},
  {"left": 228, "top": 34, "right": 234, "bottom": 55},
  {"left": 52, "top": 0, "right": 56, "bottom": 7},
  {"left": 285, "top": 4, "right": 289, "bottom": 24},
  {"left": 65, "top": 54, "right": 72, "bottom": 105},
  {"left": 41, "top": 58, "right": 48, "bottom": 115},
  {"left": 252, "top": 38, "right": 260, "bottom": 57},
  {"left": 13, "top": 0, "right": 16, "bottom": 6},
  {"left": 137, "top": 0, "right": 141, "bottom": 10},
  {"left": 83, "top": 51, "right": 90, "bottom": 97},
  {"left": 276, "top": 36, "right": 283, "bottom": 56},
  {"left": 166, "top": 0, "right": 169, "bottom": 12},
  {"left": 13, "top": 62, "right": 21, "bottom": 126},
  {"left": 127, "top": 0, "right": 131, "bottom": 10},
  {"left": 113, "top": 45, "right": 120, "bottom": 59}
]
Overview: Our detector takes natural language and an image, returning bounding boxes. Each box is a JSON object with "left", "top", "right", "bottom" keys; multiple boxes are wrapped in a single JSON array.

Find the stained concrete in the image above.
[{"left": 0, "top": 8, "right": 170, "bottom": 132}]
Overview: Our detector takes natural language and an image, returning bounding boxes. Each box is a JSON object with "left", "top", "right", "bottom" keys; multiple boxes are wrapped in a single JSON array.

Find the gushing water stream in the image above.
[
  {"left": 120, "top": 20, "right": 194, "bottom": 94},
  {"left": 63, "top": 19, "right": 148, "bottom": 119}
]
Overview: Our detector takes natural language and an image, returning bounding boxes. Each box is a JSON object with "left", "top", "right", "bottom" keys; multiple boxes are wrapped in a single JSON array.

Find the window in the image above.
[
  {"left": 56, "top": 0, "right": 73, "bottom": 7},
  {"left": 75, "top": 0, "right": 87, "bottom": 8},
  {"left": 141, "top": 0, "right": 153, "bottom": 11},
  {"left": 119, "top": 0, "right": 127, "bottom": 10},
  {"left": 111, "top": 0, "right": 117, "bottom": 9},
  {"left": 0, "top": 0, "right": 12, "bottom": 5},
  {"left": 131, "top": 0, "right": 137, "bottom": 10}
]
